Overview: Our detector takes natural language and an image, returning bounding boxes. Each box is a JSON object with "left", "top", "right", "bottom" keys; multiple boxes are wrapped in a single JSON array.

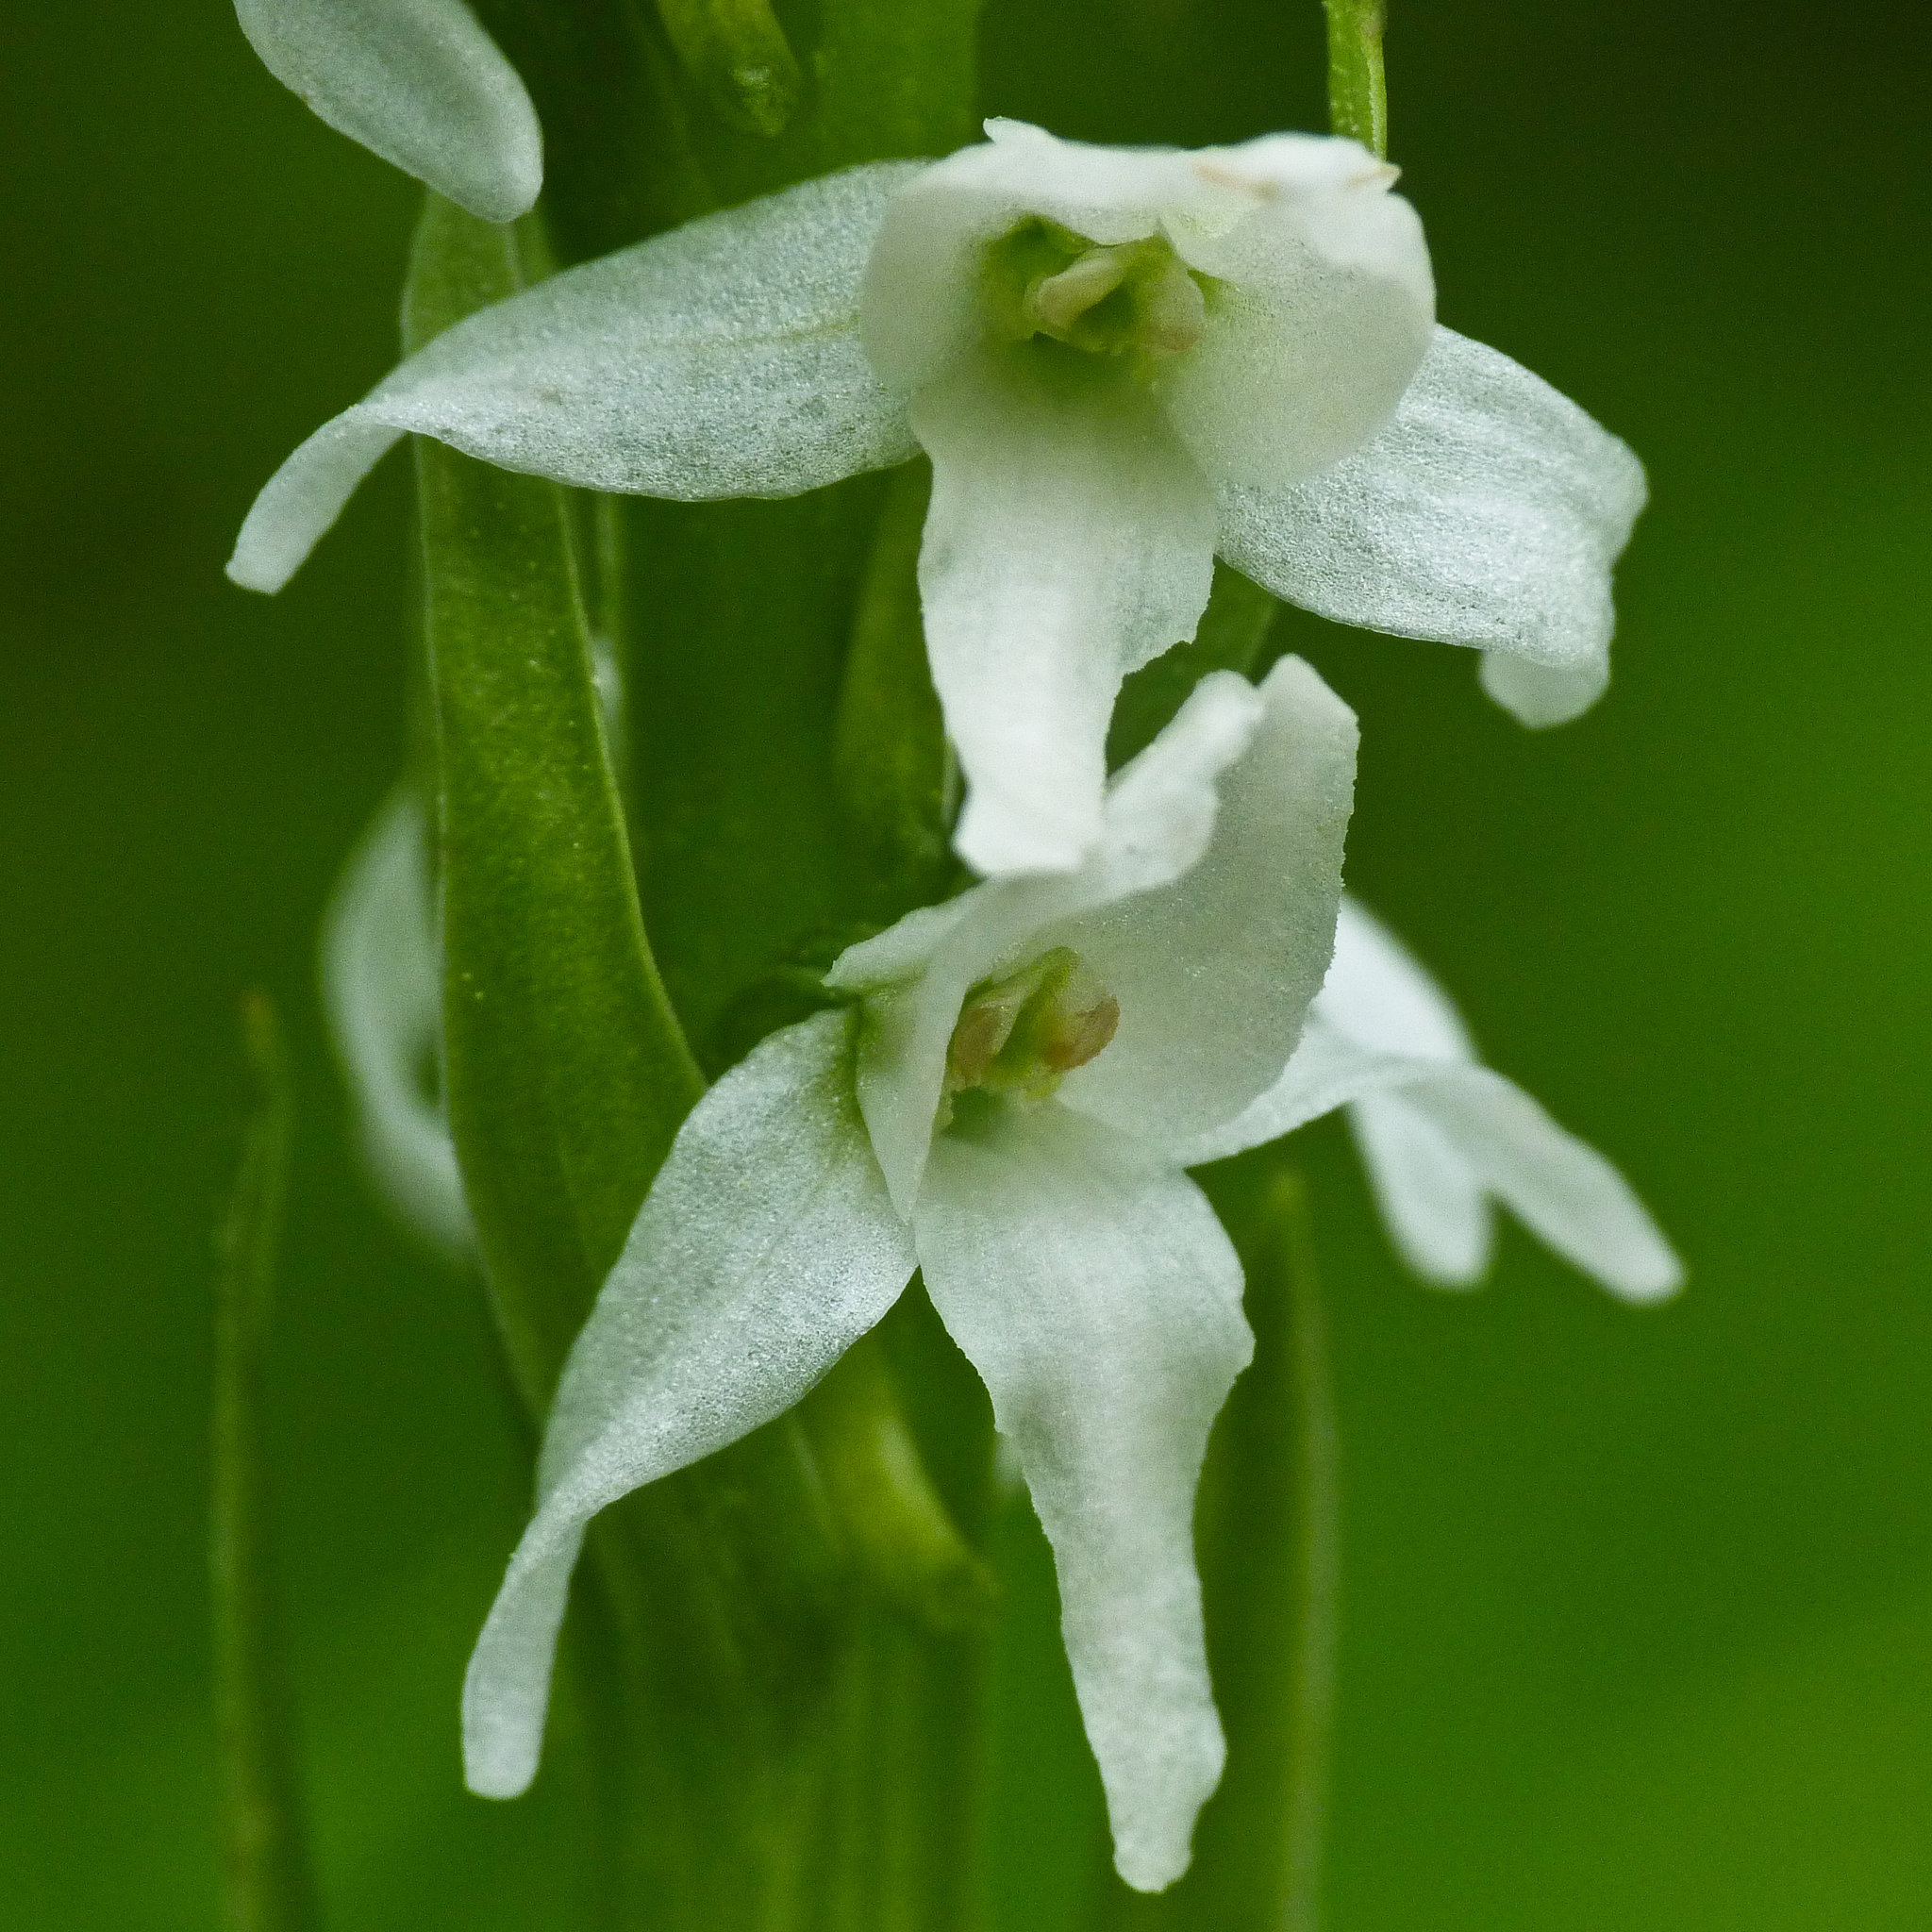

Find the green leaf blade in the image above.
[{"left": 408, "top": 194, "right": 704, "bottom": 1415}]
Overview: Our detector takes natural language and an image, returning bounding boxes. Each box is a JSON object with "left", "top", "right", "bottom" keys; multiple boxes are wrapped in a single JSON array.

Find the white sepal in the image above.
[
  {"left": 1400, "top": 1067, "right": 1682, "bottom": 1302},
  {"left": 1218, "top": 328, "right": 1646, "bottom": 691},
  {"left": 229, "top": 163, "right": 924, "bottom": 592},
  {"left": 828, "top": 672, "right": 1264, "bottom": 1216},
  {"left": 1346, "top": 1092, "right": 1491, "bottom": 1286},
  {"left": 1479, "top": 646, "right": 1611, "bottom": 728},
  {"left": 1055, "top": 655, "right": 1356, "bottom": 1149},
  {"left": 461, "top": 1010, "right": 914, "bottom": 1798},
  {"left": 235, "top": 0, "right": 543, "bottom": 223},
  {"left": 1178, "top": 903, "right": 1681, "bottom": 1303}
]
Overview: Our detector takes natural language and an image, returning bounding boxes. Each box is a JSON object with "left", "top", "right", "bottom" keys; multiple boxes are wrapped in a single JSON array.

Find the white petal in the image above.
[
  {"left": 1400, "top": 1068, "right": 1683, "bottom": 1303},
  {"left": 1158, "top": 138, "right": 1433, "bottom": 492},
  {"left": 1171, "top": 1012, "right": 1411, "bottom": 1164},
  {"left": 1176, "top": 1021, "right": 1679, "bottom": 1302},
  {"left": 1217, "top": 328, "right": 1646, "bottom": 680},
  {"left": 914, "top": 1101, "right": 1250, "bottom": 1891},
  {"left": 321, "top": 788, "right": 473, "bottom": 1260},
  {"left": 914, "top": 345, "right": 1217, "bottom": 874},
  {"left": 1054, "top": 656, "right": 1357, "bottom": 1149},
  {"left": 461, "top": 1010, "right": 914, "bottom": 1798},
  {"left": 1319, "top": 896, "right": 1476, "bottom": 1063},
  {"left": 1347, "top": 1091, "right": 1491, "bottom": 1286},
  {"left": 227, "top": 163, "right": 924, "bottom": 593},
  {"left": 826, "top": 673, "right": 1263, "bottom": 1215},
  {"left": 235, "top": 0, "right": 542, "bottom": 224},
  {"left": 1478, "top": 645, "right": 1610, "bottom": 728}
]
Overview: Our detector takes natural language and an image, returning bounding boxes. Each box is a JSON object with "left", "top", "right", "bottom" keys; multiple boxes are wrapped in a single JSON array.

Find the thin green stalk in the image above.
[
  {"left": 1272, "top": 1176, "right": 1341, "bottom": 1932},
  {"left": 210, "top": 994, "right": 319, "bottom": 1932},
  {"left": 797, "top": 1327, "right": 994, "bottom": 1932},
  {"left": 1323, "top": 0, "right": 1389, "bottom": 158},
  {"left": 833, "top": 459, "right": 962, "bottom": 921},
  {"left": 654, "top": 0, "right": 803, "bottom": 137}
]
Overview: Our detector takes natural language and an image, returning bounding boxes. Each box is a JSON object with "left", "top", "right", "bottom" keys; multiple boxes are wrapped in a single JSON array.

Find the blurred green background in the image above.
[{"left": 3, "top": 0, "right": 1928, "bottom": 1926}]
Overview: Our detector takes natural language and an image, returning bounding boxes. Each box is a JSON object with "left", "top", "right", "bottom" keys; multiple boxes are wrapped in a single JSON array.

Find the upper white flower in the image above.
[
  {"left": 230, "top": 120, "right": 1646, "bottom": 875},
  {"left": 459, "top": 657, "right": 1360, "bottom": 1893},
  {"left": 234, "top": 0, "right": 542, "bottom": 223}
]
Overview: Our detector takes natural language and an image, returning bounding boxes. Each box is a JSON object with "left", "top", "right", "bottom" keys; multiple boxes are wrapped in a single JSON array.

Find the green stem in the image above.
[
  {"left": 796, "top": 1326, "right": 994, "bottom": 1932},
  {"left": 1271, "top": 1176, "right": 1341, "bottom": 1932},
  {"left": 210, "top": 995, "right": 320, "bottom": 1932},
  {"left": 1323, "top": 0, "right": 1389, "bottom": 158},
  {"left": 833, "top": 459, "right": 962, "bottom": 921},
  {"left": 654, "top": 0, "right": 804, "bottom": 137}
]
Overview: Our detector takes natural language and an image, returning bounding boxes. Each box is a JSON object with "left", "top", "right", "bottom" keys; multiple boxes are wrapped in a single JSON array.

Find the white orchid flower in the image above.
[
  {"left": 460, "top": 657, "right": 1359, "bottom": 1892},
  {"left": 235, "top": 0, "right": 542, "bottom": 223},
  {"left": 1180, "top": 897, "right": 1683, "bottom": 1302},
  {"left": 321, "top": 786, "right": 474, "bottom": 1259},
  {"left": 229, "top": 118, "right": 1643, "bottom": 874}
]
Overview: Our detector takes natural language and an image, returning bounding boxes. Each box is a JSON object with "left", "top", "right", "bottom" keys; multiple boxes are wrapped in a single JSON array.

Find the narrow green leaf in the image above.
[
  {"left": 409, "top": 198, "right": 858, "bottom": 1932},
  {"left": 210, "top": 993, "right": 320, "bottom": 1932},
  {"left": 654, "top": 0, "right": 803, "bottom": 138},
  {"left": 1324, "top": 0, "right": 1389, "bottom": 158},
  {"left": 408, "top": 192, "right": 705, "bottom": 1418},
  {"left": 1090, "top": 1171, "right": 1341, "bottom": 1931}
]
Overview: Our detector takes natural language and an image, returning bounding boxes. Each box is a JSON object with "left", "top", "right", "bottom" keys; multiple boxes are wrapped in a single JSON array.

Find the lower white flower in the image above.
[
  {"left": 231, "top": 119, "right": 1643, "bottom": 876},
  {"left": 1180, "top": 897, "right": 1684, "bottom": 1302},
  {"left": 460, "top": 657, "right": 1359, "bottom": 1893}
]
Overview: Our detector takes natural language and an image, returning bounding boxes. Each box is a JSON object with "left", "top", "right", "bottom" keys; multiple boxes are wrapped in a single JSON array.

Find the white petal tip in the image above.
[
  {"left": 462, "top": 1755, "right": 536, "bottom": 1802},
  {"left": 953, "top": 806, "right": 1099, "bottom": 880},
  {"left": 1478, "top": 647, "right": 1610, "bottom": 729},
  {"left": 460, "top": 176, "right": 541, "bottom": 228},
  {"left": 1604, "top": 1255, "right": 1687, "bottom": 1306},
  {"left": 225, "top": 547, "right": 289, "bottom": 596},
  {"left": 462, "top": 1682, "right": 543, "bottom": 1800},
  {"left": 1117, "top": 1856, "right": 1187, "bottom": 1894},
  {"left": 1418, "top": 1265, "right": 1489, "bottom": 1292},
  {"left": 446, "top": 133, "right": 544, "bottom": 225}
]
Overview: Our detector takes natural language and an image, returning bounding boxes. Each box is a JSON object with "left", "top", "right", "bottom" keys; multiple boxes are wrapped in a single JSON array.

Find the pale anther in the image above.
[
  {"left": 1023, "top": 241, "right": 1208, "bottom": 358},
  {"left": 944, "top": 946, "right": 1121, "bottom": 1109}
]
